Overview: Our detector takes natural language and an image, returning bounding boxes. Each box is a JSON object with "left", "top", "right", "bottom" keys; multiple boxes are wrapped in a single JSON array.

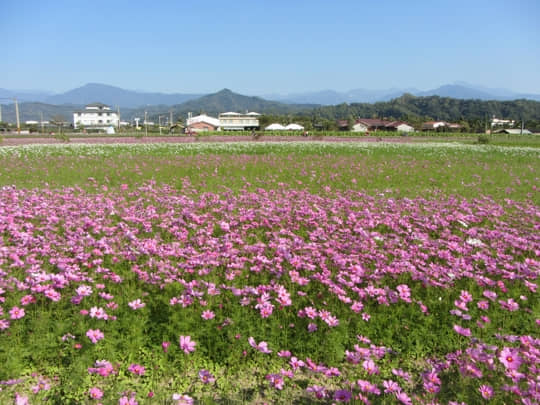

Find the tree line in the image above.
[{"left": 259, "top": 94, "right": 540, "bottom": 132}]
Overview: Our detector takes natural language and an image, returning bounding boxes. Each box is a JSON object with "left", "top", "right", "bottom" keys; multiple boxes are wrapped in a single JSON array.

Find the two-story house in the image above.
[{"left": 73, "top": 103, "right": 119, "bottom": 129}]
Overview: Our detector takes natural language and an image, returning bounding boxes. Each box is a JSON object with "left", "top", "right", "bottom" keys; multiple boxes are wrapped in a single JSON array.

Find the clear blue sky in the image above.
[{"left": 2, "top": 0, "right": 540, "bottom": 95}]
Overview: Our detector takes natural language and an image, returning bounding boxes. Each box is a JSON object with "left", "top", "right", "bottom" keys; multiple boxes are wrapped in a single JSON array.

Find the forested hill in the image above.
[
  {"left": 2, "top": 91, "right": 540, "bottom": 129},
  {"left": 305, "top": 94, "right": 540, "bottom": 124}
]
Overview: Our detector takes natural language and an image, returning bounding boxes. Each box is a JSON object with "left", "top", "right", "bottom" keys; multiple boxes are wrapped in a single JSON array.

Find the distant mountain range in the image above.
[
  {"left": 1, "top": 82, "right": 540, "bottom": 109},
  {"left": 267, "top": 83, "right": 540, "bottom": 105},
  {"left": 1, "top": 85, "right": 539, "bottom": 125},
  {"left": 0, "top": 89, "right": 316, "bottom": 123},
  {"left": 0, "top": 83, "right": 202, "bottom": 108}
]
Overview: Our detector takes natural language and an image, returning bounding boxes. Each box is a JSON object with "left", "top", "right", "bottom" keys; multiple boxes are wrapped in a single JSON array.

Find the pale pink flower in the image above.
[
  {"left": 86, "top": 329, "right": 104, "bottom": 344},
  {"left": 89, "top": 387, "right": 103, "bottom": 399},
  {"left": 362, "top": 358, "right": 380, "bottom": 375},
  {"left": 128, "top": 299, "right": 145, "bottom": 310},
  {"left": 172, "top": 394, "right": 194, "bottom": 405},
  {"left": 179, "top": 335, "right": 196, "bottom": 354},
  {"left": 248, "top": 336, "right": 272, "bottom": 353},
  {"left": 201, "top": 310, "right": 215, "bottom": 320}
]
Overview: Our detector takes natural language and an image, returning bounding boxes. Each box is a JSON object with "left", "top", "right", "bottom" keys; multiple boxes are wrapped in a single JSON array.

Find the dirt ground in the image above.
[{"left": 1, "top": 135, "right": 421, "bottom": 146}]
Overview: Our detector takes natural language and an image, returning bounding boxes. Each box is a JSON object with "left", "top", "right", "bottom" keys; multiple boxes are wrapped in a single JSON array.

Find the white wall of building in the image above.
[{"left": 73, "top": 104, "right": 119, "bottom": 129}]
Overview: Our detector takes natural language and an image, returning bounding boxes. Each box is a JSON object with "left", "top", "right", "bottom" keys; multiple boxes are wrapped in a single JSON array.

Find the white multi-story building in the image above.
[
  {"left": 218, "top": 112, "right": 260, "bottom": 131},
  {"left": 73, "top": 103, "right": 119, "bottom": 129},
  {"left": 491, "top": 116, "right": 515, "bottom": 127}
]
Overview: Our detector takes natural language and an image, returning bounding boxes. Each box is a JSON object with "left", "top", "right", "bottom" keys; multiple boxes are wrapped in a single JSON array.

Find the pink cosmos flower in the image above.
[
  {"left": 266, "top": 373, "right": 284, "bottom": 390},
  {"left": 289, "top": 356, "right": 305, "bottom": 370},
  {"left": 88, "top": 360, "right": 114, "bottom": 377},
  {"left": 86, "top": 329, "right": 104, "bottom": 344},
  {"left": 201, "top": 310, "right": 215, "bottom": 320},
  {"left": 9, "top": 306, "right": 25, "bottom": 320},
  {"left": 333, "top": 389, "right": 352, "bottom": 402},
  {"left": 90, "top": 306, "right": 108, "bottom": 320},
  {"left": 248, "top": 336, "right": 272, "bottom": 354},
  {"left": 453, "top": 324, "right": 471, "bottom": 337},
  {"left": 306, "top": 385, "right": 327, "bottom": 399},
  {"left": 304, "top": 306, "right": 318, "bottom": 319},
  {"left": 172, "top": 394, "right": 194, "bottom": 405},
  {"left": 499, "top": 347, "right": 522, "bottom": 370},
  {"left": 31, "top": 377, "right": 51, "bottom": 393},
  {"left": 277, "top": 350, "right": 291, "bottom": 358},
  {"left": 395, "top": 391, "right": 413, "bottom": 405},
  {"left": 362, "top": 358, "right": 380, "bottom": 375},
  {"left": 179, "top": 335, "right": 196, "bottom": 354},
  {"left": 118, "top": 395, "right": 138, "bottom": 405},
  {"left": 44, "top": 288, "right": 61, "bottom": 302},
  {"left": 383, "top": 380, "right": 400, "bottom": 394},
  {"left": 477, "top": 300, "right": 489, "bottom": 310},
  {"left": 162, "top": 341, "right": 171, "bottom": 353},
  {"left": 76, "top": 285, "right": 93, "bottom": 297},
  {"left": 128, "top": 299, "right": 145, "bottom": 310},
  {"left": 14, "top": 393, "right": 30, "bottom": 405},
  {"left": 479, "top": 384, "right": 493, "bottom": 399},
  {"left": 397, "top": 284, "right": 412, "bottom": 302},
  {"left": 499, "top": 298, "right": 519, "bottom": 311},
  {"left": 128, "top": 363, "right": 145, "bottom": 375},
  {"left": 20, "top": 295, "right": 36, "bottom": 306},
  {"left": 89, "top": 387, "right": 103, "bottom": 399},
  {"left": 198, "top": 369, "right": 215, "bottom": 384}
]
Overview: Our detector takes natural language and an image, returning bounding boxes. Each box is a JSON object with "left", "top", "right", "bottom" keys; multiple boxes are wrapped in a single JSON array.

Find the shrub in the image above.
[{"left": 477, "top": 134, "right": 490, "bottom": 144}]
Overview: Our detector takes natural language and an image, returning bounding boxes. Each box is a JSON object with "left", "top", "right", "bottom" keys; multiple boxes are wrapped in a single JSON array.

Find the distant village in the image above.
[{"left": 3, "top": 102, "right": 532, "bottom": 135}]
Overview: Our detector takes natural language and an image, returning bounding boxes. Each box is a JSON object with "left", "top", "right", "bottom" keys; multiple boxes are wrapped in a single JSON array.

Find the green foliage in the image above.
[{"left": 477, "top": 134, "right": 490, "bottom": 144}]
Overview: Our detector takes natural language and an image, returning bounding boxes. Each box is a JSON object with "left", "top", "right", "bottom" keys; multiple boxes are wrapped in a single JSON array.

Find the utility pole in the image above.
[
  {"left": 0, "top": 104, "right": 2, "bottom": 122},
  {"left": 40, "top": 111, "right": 44, "bottom": 135},
  {"left": 144, "top": 110, "right": 148, "bottom": 137},
  {"left": 159, "top": 115, "right": 162, "bottom": 135},
  {"left": 14, "top": 98, "right": 20, "bottom": 135},
  {"left": 117, "top": 106, "right": 121, "bottom": 129},
  {"left": 170, "top": 110, "right": 173, "bottom": 127}
]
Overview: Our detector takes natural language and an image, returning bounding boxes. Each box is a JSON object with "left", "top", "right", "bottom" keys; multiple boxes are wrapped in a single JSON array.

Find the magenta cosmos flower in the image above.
[
  {"left": 333, "top": 389, "right": 352, "bottom": 402},
  {"left": 127, "top": 363, "right": 145, "bottom": 375},
  {"left": 498, "top": 347, "right": 522, "bottom": 370},
  {"left": 179, "top": 335, "right": 196, "bottom": 354},
  {"left": 479, "top": 384, "right": 493, "bottom": 399},
  {"left": 453, "top": 324, "right": 471, "bottom": 337}
]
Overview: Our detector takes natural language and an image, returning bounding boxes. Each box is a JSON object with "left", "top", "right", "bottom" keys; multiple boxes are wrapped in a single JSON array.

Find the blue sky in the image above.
[{"left": 2, "top": 0, "right": 540, "bottom": 95}]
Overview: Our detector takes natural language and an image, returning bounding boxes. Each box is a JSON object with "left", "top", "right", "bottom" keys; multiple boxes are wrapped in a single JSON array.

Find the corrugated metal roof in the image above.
[{"left": 186, "top": 114, "right": 220, "bottom": 127}]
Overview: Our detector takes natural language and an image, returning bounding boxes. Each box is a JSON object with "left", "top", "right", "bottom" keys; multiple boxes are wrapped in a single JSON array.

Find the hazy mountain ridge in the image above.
[
  {"left": 268, "top": 84, "right": 540, "bottom": 105},
  {"left": 43, "top": 83, "right": 202, "bottom": 108},
  {"left": 2, "top": 82, "right": 540, "bottom": 108}
]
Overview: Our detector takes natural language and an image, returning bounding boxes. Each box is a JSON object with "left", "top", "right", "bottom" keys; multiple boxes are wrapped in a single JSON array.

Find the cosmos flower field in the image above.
[{"left": 0, "top": 142, "right": 538, "bottom": 404}]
